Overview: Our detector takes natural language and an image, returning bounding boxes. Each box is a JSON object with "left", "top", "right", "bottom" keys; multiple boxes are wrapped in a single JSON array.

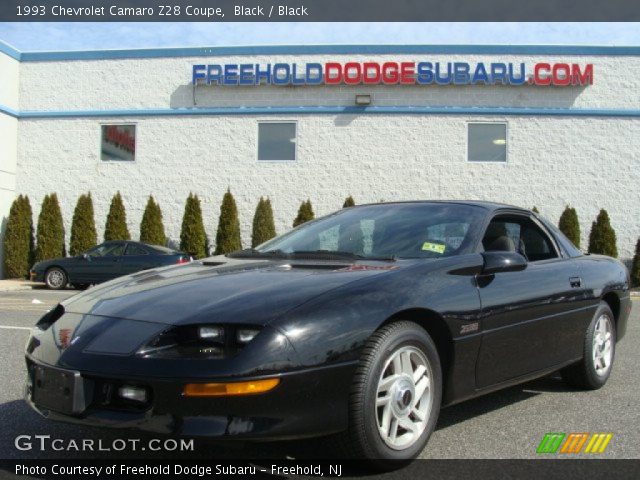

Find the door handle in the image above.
[{"left": 569, "top": 277, "right": 582, "bottom": 288}]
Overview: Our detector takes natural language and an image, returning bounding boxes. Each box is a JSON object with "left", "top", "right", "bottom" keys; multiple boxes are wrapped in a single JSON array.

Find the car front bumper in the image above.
[
  {"left": 30, "top": 270, "right": 44, "bottom": 282},
  {"left": 24, "top": 357, "right": 356, "bottom": 440}
]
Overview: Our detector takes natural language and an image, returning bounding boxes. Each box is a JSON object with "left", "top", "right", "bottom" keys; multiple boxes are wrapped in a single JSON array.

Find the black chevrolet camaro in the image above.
[
  {"left": 30, "top": 241, "right": 190, "bottom": 289},
  {"left": 24, "top": 201, "right": 631, "bottom": 461}
]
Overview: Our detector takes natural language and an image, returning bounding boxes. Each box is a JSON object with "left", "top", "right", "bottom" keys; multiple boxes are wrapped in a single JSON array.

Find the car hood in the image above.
[
  {"left": 60, "top": 256, "right": 399, "bottom": 326},
  {"left": 33, "top": 256, "right": 78, "bottom": 269}
]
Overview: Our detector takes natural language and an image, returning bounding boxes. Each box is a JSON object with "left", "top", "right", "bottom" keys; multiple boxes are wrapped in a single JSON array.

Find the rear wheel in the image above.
[
  {"left": 561, "top": 302, "right": 615, "bottom": 389},
  {"left": 343, "top": 321, "right": 442, "bottom": 462},
  {"left": 44, "top": 267, "right": 67, "bottom": 290}
]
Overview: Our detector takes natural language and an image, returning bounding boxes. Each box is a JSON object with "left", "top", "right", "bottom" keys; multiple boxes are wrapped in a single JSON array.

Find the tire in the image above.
[
  {"left": 561, "top": 302, "right": 616, "bottom": 390},
  {"left": 340, "top": 321, "right": 442, "bottom": 463},
  {"left": 44, "top": 267, "right": 67, "bottom": 290}
]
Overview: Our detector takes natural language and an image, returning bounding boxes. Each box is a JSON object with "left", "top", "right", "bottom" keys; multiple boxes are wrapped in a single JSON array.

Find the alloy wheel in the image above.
[
  {"left": 375, "top": 345, "right": 433, "bottom": 450},
  {"left": 47, "top": 270, "right": 65, "bottom": 289},
  {"left": 592, "top": 314, "right": 613, "bottom": 377}
]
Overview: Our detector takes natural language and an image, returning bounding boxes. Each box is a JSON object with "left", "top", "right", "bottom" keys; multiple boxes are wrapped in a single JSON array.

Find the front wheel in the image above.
[
  {"left": 561, "top": 302, "right": 616, "bottom": 390},
  {"left": 344, "top": 321, "right": 442, "bottom": 461},
  {"left": 44, "top": 267, "right": 67, "bottom": 290}
]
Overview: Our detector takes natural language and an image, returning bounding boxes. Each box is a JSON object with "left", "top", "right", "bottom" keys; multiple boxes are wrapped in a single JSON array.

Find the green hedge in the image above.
[
  {"left": 180, "top": 193, "right": 207, "bottom": 258},
  {"left": 631, "top": 238, "right": 640, "bottom": 288},
  {"left": 343, "top": 196, "right": 355, "bottom": 208},
  {"left": 2, "top": 195, "right": 34, "bottom": 278},
  {"left": 588, "top": 209, "right": 618, "bottom": 258},
  {"left": 558, "top": 206, "right": 580, "bottom": 248},
  {"left": 35, "top": 193, "right": 65, "bottom": 262},
  {"left": 293, "top": 200, "right": 314, "bottom": 227},
  {"left": 140, "top": 195, "right": 166, "bottom": 246},
  {"left": 252, "top": 197, "right": 276, "bottom": 248},
  {"left": 69, "top": 193, "right": 97, "bottom": 256},
  {"left": 104, "top": 192, "right": 130, "bottom": 241},
  {"left": 215, "top": 189, "right": 242, "bottom": 255}
]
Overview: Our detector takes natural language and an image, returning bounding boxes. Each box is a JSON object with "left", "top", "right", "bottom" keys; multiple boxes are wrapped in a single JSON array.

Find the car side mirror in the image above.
[{"left": 481, "top": 251, "right": 527, "bottom": 274}]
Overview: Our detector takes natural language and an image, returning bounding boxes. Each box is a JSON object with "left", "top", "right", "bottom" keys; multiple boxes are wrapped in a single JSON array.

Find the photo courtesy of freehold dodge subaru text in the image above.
[{"left": 0, "top": 2, "right": 639, "bottom": 479}]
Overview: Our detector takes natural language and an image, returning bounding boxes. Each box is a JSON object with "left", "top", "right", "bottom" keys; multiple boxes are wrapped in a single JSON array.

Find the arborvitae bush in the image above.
[
  {"left": 180, "top": 193, "right": 207, "bottom": 258},
  {"left": 630, "top": 238, "right": 640, "bottom": 288},
  {"left": 293, "top": 200, "right": 315, "bottom": 227},
  {"left": 35, "top": 193, "right": 65, "bottom": 262},
  {"left": 69, "top": 193, "right": 97, "bottom": 256},
  {"left": 104, "top": 192, "right": 130, "bottom": 241},
  {"left": 343, "top": 196, "right": 356, "bottom": 208},
  {"left": 588, "top": 209, "right": 618, "bottom": 258},
  {"left": 251, "top": 197, "right": 277, "bottom": 247},
  {"left": 140, "top": 195, "right": 166, "bottom": 246},
  {"left": 215, "top": 189, "right": 242, "bottom": 255},
  {"left": 558, "top": 206, "right": 581, "bottom": 248},
  {"left": 2, "top": 195, "right": 34, "bottom": 278}
]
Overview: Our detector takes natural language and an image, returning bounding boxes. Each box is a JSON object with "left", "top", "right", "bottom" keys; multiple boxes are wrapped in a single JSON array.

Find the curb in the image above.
[{"left": 0, "top": 281, "right": 42, "bottom": 292}]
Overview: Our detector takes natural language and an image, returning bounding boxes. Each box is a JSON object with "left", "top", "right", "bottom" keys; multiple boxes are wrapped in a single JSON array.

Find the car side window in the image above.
[
  {"left": 87, "top": 243, "right": 124, "bottom": 258},
  {"left": 125, "top": 244, "right": 149, "bottom": 256},
  {"left": 104, "top": 244, "right": 126, "bottom": 257},
  {"left": 482, "top": 215, "right": 558, "bottom": 262}
]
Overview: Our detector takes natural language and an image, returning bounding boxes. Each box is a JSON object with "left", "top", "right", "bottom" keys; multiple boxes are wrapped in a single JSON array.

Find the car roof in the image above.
[{"left": 354, "top": 200, "right": 532, "bottom": 213}]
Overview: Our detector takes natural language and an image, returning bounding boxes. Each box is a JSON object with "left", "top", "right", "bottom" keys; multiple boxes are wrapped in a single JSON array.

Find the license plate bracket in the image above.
[{"left": 32, "top": 365, "right": 87, "bottom": 415}]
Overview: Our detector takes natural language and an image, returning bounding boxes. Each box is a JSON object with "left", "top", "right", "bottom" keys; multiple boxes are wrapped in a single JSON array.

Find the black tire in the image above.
[
  {"left": 340, "top": 321, "right": 442, "bottom": 463},
  {"left": 44, "top": 267, "right": 67, "bottom": 290},
  {"left": 561, "top": 302, "right": 616, "bottom": 390}
]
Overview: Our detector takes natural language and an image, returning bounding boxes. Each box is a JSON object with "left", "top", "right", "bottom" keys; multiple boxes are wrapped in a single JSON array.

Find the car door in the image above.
[
  {"left": 120, "top": 243, "right": 154, "bottom": 275},
  {"left": 84, "top": 242, "right": 126, "bottom": 283},
  {"left": 475, "top": 212, "right": 589, "bottom": 388}
]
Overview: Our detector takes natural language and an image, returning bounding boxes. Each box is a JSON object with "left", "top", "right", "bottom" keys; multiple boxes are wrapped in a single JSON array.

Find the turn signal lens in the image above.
[{"left": 183, "top": 378, "right": 280, "bottom": 397}]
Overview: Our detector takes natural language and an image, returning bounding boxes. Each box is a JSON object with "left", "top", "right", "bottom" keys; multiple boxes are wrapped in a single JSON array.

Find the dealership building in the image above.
[{"left": 1, "top": 41, "right": 639, "bottom": 276}]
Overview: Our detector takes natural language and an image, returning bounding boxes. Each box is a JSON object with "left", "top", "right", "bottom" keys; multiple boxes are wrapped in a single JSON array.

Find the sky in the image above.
[{"left": 0, "top": 22, "right": 639, "bottom": 51}]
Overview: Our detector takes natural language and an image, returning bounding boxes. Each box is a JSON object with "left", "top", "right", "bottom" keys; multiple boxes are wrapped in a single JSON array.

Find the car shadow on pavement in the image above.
[{"left": 435, "top": 373, "right": 572, "bottom": 430}]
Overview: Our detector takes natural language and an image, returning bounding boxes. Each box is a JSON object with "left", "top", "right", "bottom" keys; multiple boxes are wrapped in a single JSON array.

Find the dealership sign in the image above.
[{"left": 192, "top": 61, "right": 594, "bottom": 86}]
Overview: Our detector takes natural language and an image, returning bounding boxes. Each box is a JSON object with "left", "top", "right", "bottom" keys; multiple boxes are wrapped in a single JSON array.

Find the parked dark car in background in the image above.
[
  {"left": 25, "top": 202, "right": 631, "bottom": 462},
  {"left": 30, "top": 241, "right": 190, "bottom": 289}
]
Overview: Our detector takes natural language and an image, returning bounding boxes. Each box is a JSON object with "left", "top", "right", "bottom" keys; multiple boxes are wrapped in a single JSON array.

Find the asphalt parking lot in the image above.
[{"left": 0, "top": 289, "right": 638, "bottom": 462}]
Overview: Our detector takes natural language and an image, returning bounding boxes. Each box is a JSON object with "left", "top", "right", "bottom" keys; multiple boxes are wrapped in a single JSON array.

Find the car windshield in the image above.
[{"left": 240, "top": 203, "right": 485, "bottom": 260}]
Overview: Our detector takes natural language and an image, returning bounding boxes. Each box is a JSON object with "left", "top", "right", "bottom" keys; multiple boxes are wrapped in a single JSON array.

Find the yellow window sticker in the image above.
[{"left": 422, "top": 242, "right": 446, "bottom": 254}]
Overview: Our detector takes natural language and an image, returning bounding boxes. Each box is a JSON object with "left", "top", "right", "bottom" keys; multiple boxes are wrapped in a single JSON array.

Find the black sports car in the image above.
[
  {"left": 30, "top": 241, "right": 191, "bottom": 289},
  {"left": 24, "top": 201, "right": 631, "bottom": 461}
]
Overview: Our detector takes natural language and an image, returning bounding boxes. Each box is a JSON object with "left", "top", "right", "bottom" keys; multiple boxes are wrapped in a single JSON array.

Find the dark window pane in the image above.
[
  {"left": 468, "top": 123, "right": 506, "bottom": 162},
  {"left": 258, "top": 123, "right": 296, "bottom": 161}
]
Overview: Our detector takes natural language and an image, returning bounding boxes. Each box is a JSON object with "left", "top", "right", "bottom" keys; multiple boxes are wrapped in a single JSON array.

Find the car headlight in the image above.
[
  {"left": 198, "top": 326, "right": 224, "bottom": 341},
  {"left": 138, "top": 324, "right": 261, "bottom": 359}
]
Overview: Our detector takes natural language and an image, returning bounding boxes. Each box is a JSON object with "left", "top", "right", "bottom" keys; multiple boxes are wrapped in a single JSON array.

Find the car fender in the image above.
[{"left": 272, "top": 254, "right": 484, "bottom": 369}]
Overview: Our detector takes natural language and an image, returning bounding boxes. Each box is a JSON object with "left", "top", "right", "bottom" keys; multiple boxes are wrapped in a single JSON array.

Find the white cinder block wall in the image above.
[
  {"left": 0, "top": 48, "right": 19, "bottom": 276},
  {"left": 2, "top": 48, "right": 640, "bottom": 277}
]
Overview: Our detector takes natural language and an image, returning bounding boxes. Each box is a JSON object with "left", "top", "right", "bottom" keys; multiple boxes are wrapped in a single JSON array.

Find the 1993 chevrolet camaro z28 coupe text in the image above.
[{"left": 24, "top": 201, "right": 631, "bottom": 461}]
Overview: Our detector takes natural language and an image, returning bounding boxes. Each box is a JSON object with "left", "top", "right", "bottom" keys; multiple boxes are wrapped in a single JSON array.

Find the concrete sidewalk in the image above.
[{"left": 0, "top": 279, "right": 43, "bottom": 292}]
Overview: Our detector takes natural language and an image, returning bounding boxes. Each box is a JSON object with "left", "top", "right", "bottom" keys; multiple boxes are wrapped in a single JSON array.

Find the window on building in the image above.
[
  {"left": 467, "top": 123, "right": 507, "bottom": 162},
  {"left": 258, "top": 122, "right": 296, "bottom": 161},
  {"left": 101, "top": 124, "right": 136, "bottom": 161}
]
